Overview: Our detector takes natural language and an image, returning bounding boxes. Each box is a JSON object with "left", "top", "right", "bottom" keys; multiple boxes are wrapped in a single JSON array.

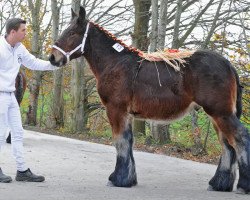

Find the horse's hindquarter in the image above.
[
  {"left": 130, "top": 60, "right": 193, "bottom": 120},
  {"left": 186, "top": 50, "right": 237, "bottom": 116}
]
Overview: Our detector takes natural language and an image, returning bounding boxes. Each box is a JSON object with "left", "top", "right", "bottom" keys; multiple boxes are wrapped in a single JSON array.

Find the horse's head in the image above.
[{"left": 49, "top": 6, "right": 89, "bottom": 66}]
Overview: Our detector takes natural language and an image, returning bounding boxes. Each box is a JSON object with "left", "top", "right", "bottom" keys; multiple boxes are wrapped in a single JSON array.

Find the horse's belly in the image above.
[{"left": 130, "top": 101, "right": 198, "bottom": 123}]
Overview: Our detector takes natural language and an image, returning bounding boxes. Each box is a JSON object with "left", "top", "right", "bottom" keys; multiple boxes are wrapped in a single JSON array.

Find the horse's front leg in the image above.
[{"left": 107, "top": 108, "right": 137, "bottom": 187}]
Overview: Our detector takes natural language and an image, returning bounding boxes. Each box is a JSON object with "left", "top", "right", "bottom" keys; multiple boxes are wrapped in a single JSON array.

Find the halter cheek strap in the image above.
[{"left": 52, "top": 22, "right": 90, "bottom": 64}]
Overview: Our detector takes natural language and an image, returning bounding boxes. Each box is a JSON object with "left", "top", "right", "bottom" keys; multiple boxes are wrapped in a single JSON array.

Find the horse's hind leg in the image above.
[
  {"left": 234, "top": 125, "right": 250, "bottom": 194},
  {"left": 211, "top": 115, "right": 250, "bottom": 193},
  {"left": 208, "top": 123, "right": 237, "bottom": 191},
  {"left": 106, "top": 107, "right": 137, "bottom": 187}
]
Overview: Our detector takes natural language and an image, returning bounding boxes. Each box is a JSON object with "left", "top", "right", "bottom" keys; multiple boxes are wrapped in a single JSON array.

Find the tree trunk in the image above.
[
  {"left": 191, "top": 109, "right": 203, "bottom": 155},
  {"left": 149, "top": 0, "right": 171, "bottom": 143},
  {"left": 49, "top": 0, "right": 64, "bottom": 128},
  {"left": 132, "top": 0, "right": 151, "bottom": 135},
  {"left": 26, "top": 72, "right": 42, "bottom": 126},
  {"left": 71, "top": 58, "right": 88, "bottom": 133},
  {"left": 172, "top": 0, "right": 183, "bottom": 49},
  {"left": 71, "top": 0, "right": 80, "bottom": 14},
  {"left": 149, "top": 0, "right": 158, "bottom": 52},
  {"left": 132, "top": 0, "right": 151, "bottom": 50},
  {"left": 26, "top": 0, "right": 43, "bottom": 126},
  {"left": 150, "top": 122, "right": 170, "bottom": 143},
  {"left": 158, "top": 0, "right": 168, "bottom": 49},
  {"left": 70, "top": 0, "right": 88, "bottom": 133}
]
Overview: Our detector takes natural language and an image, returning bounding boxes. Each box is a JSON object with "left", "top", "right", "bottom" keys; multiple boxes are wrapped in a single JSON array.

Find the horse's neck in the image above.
[{"left": 84, "top": 25, "right": 136, "bottom": 77}]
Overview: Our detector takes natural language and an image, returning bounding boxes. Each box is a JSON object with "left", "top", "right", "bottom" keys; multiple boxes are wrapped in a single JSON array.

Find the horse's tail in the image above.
[{"left": 232, "top": 67, "right": 243, "bottom": 119}]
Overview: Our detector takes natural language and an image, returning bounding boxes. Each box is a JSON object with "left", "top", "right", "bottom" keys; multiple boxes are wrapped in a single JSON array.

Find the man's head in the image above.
[{"left": 5, "top": 18, "right": 27, "bottom": 45}]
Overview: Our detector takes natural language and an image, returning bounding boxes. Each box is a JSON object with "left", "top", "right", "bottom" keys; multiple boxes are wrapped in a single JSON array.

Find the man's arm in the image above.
[{"left": 21, "top": 45, "right": 57, "bottom": 71}]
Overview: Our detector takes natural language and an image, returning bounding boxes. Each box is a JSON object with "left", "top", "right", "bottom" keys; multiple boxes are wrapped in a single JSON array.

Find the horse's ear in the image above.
[
  {"left": 78, "top": 6, "right": 86, "bottom": 22},
  {"left": 71, "top": 8, "right": 77, "bottom": 19}
]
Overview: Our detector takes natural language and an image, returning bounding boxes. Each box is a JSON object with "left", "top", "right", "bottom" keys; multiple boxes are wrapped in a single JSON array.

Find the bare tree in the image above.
[
  {"left": 149, "top": 0, "right": 171, "bottom": 143},
  {"left": 149, "top": 0, "right": 158, "bottom": 52},
  {"left": 70, "top": 0, "right": 86, "bottom": 133},
  {"left": 26, "top": 0, "right": 49, "bottom": 125},
  {"left": 49, "top": 0, "right": 64, "bottom": 128},
  {"left": 202, "top": 0, "right": 224, "bottom": 48},
  {"left": 132, "top": 0, "right": 151, "bottom": 135},
  {"left": 172, "top": 0, "right": 183, "bottom": 49},
  {"left": 0, "top": 0, "right": 22, "bottom": 33},
  {"left": 158, "top": 0, "right": 168, "bottom": 49}
]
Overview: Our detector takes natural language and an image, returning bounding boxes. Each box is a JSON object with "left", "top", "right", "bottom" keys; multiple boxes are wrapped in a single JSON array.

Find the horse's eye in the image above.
[{"left": 69, "top": 32, "right": 75, "bottom": 36}]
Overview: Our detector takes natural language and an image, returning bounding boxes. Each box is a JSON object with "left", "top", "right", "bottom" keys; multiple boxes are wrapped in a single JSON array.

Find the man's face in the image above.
[{"left": 12, "top": 23, "right": 26, "bottom": 43}]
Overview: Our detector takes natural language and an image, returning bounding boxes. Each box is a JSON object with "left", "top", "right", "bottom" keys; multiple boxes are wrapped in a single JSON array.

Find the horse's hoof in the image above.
[
  {"left": 108, "top": 173, "right": 137, "bottom": 187},
  {"left": 207, "top": 185, "right": 215, "bottom": 191},
  {"left": 236, "top": 188, "right": 249, "bottom": 195}
]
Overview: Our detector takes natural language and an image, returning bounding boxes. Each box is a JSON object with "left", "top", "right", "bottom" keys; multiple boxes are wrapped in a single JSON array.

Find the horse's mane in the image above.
[
  {"left": 91, "top": 22, "right": 195, "bottom": 71},
  {"left": 91, "top": 22, "right": 142, "bottom": 55}
]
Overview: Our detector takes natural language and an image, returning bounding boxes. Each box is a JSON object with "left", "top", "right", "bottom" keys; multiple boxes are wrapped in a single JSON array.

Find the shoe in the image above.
[
  {"left": 6, "top": 132, "right": 11, "bottom": 144},
  {"left": 15, "top": 168, "right": 45, "bottom": 182},
  {"left": 0, "top": 168, "right": 12, "bottom": 183}
]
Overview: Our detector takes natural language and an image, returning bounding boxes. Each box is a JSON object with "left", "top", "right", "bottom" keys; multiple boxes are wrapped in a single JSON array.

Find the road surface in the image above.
[{"left": 0, "top": 130, "right": 248, "bottom": 200}]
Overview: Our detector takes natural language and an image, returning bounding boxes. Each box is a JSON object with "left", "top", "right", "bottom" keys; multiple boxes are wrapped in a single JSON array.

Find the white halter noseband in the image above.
[{"left": 52, "top": 22, "right": 90, "bottom": 64}]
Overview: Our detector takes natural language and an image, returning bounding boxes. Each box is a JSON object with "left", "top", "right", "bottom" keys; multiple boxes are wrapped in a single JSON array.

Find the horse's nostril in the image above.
[{"left": 49, "top": 54, "right": 55, "bottom": 62}]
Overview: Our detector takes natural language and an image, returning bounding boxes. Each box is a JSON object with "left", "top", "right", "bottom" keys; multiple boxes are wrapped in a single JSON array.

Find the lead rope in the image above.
[{"left": 154, "top": 61, "right": 162, "bottom": 87}]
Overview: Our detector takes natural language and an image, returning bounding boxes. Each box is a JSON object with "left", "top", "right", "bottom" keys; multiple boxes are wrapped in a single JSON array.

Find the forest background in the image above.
[{"left": 0, "top": 0, "right": 249, "bottom": 163}]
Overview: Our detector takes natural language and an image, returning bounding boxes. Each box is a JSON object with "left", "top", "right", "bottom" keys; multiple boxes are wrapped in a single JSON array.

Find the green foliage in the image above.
[{"left": 169, "top": 110, "right": 221, "bottom": 156}]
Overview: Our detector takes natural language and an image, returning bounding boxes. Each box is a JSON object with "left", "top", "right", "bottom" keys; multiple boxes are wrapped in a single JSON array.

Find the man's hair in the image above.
[{"left": 6, "top": 18, "right": 26, "bottom": 34}]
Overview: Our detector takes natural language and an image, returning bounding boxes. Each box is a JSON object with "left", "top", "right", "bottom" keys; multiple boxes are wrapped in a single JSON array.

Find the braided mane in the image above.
[
  {"left": 91, "top": 22, "right": 195, "bottom": 71},
  {"left": 91, "top": 21, "right": 142, "bottom": 56}
]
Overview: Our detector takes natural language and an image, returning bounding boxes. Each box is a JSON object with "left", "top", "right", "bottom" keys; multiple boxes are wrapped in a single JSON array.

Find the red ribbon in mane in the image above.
[{"left": 165, "top": 49, "right": 179, "bottom": 53}]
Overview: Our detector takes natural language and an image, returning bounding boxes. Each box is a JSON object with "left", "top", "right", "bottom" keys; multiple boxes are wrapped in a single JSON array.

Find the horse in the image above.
[
  {"left": 49, "top": 6, "right": 250, "bottom": 193},
  {"left": 6, "top": 70, "right": 27, "bottom": 144}
]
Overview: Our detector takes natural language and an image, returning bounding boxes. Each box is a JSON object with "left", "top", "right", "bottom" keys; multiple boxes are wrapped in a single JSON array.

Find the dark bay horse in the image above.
[
  {"left": 6, "top": 71, "right": 27, "bottom": 144},
  {"left": 49, "top": 6, "right": 250, "bottom": 193}
]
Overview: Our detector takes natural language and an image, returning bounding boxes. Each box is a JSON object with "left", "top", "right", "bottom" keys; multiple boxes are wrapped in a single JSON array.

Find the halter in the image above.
[{"left": 52, "top": 22, "right": 90, "bottom": 64}]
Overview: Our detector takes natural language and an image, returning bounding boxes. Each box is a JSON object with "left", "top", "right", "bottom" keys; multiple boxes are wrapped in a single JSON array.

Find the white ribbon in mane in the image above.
[{"left": 52, "top": 22, "right": 90, "bottom": 64}]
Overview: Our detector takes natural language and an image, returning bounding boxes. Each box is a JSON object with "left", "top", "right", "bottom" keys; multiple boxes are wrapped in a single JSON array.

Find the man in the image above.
[{"left": 0, "top": 18, "right": 57, "bottom": 183}]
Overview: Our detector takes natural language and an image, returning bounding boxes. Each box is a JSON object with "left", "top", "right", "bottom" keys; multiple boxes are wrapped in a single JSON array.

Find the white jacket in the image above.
[{"left": 0, "top": 36, "right": 56, "bottom": 92}]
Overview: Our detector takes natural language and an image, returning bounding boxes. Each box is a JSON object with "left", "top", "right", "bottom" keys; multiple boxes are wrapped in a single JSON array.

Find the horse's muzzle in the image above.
[{"left": 49, "top": 54, "right": 65, "bottom": 67}]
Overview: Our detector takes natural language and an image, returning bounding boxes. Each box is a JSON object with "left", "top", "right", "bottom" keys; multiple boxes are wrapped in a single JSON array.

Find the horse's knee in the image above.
[{"left": 115, "top": 125, "right": 133, "bottom": 154}]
